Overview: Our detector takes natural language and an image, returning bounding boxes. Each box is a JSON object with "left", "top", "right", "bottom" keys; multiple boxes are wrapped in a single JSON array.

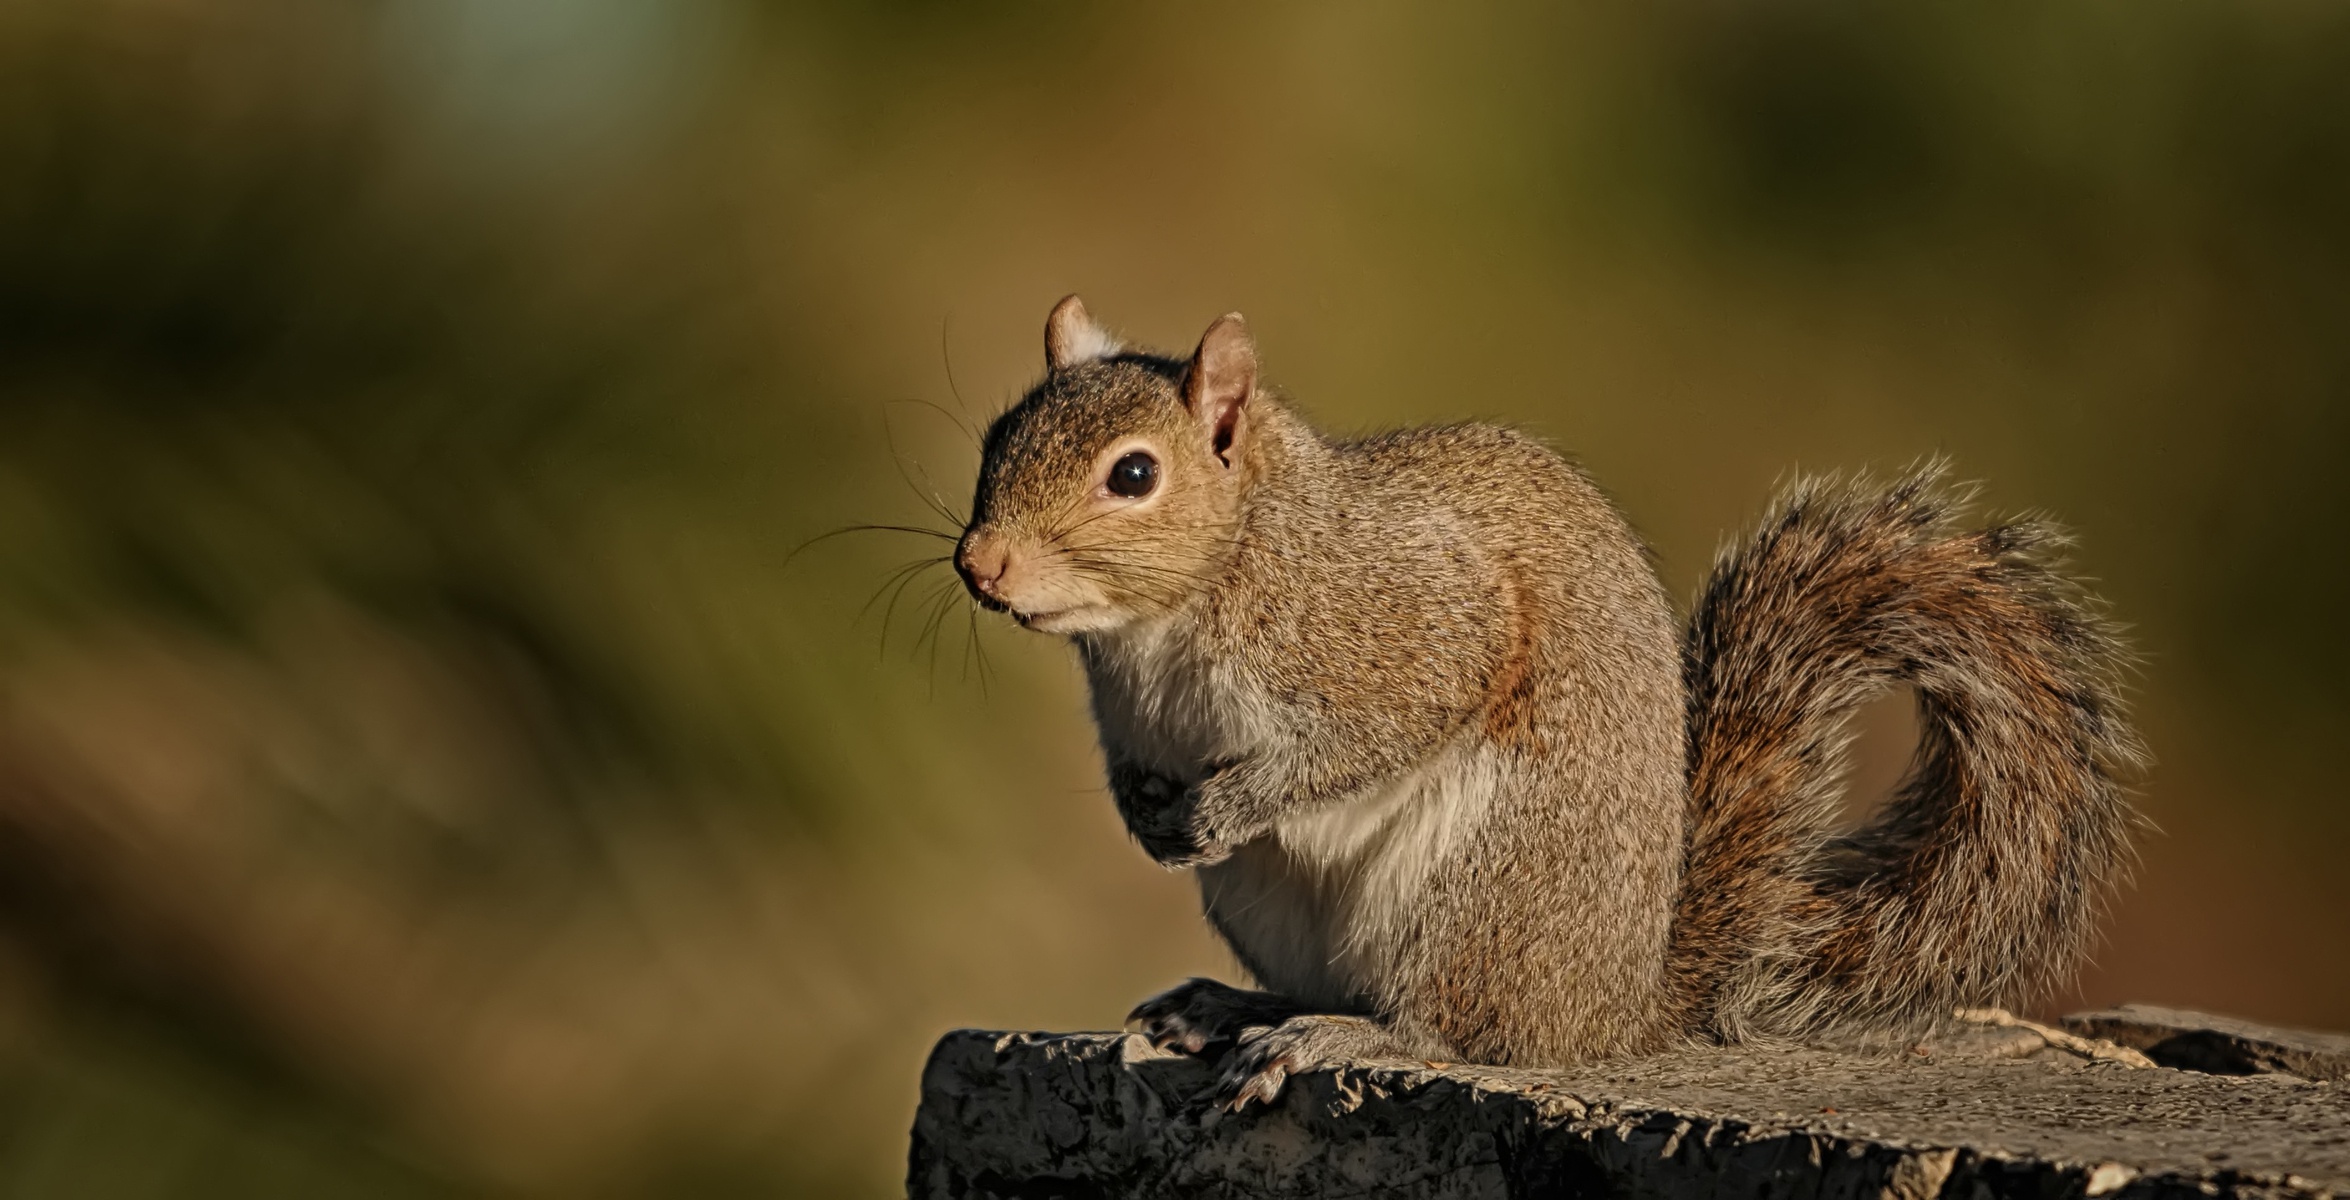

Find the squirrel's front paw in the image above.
[
  {"left": 1133, "top": 821, "right": 1232, "bottom": 868},
  {"left": 1124, "top": 792, "right": 1232, "bottom": 867},
  {"left": 1216, "top": 1015, "right": 1406, "bottom": 1112},
  {"left": 1124, "top": 978, "right": 1298, "bottom": 1055},
  {"left": 1110, "top": 767, "right": 1216, "bottom": 865},
  {"left": 1110, "top": 760, "right": 1254, "bottom": 868},
  {"left": 1126, "top": 810, "right": 1206, "bottom": 866}
]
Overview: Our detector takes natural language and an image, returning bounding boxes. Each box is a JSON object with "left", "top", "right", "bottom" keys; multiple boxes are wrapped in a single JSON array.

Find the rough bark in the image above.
[{"left": 909, "top": 1015, "right": 2350, "bottom": 1199}]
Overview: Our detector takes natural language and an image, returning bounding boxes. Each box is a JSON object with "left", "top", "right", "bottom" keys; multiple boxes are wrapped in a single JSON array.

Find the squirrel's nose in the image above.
[{"left": 956, "top": 529, "right": 1011, "bottom": 605}]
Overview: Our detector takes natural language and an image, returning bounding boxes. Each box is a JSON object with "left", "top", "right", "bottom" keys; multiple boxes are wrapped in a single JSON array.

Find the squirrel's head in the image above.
[{"left": 955, "top": 296, "right": 1258, "bottom": 637}]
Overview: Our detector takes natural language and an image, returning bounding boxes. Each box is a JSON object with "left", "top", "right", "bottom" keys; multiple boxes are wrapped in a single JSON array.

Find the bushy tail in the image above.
[{"left": 1666, "top": 463, "right": 2146, "bottom": 1041}]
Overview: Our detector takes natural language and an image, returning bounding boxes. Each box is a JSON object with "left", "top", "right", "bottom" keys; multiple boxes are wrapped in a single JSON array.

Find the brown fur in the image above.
[
  {"left": 1669, "top": 469, "right": 2148, "bottom": 1042},
  {"left": 956, "top": 299, "right": 2144, "bottom": 1104}
]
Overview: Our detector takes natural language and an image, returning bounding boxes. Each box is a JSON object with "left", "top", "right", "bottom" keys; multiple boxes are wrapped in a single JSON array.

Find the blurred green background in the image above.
[{"left": 0, "top": 0, "right": 2345, "bottom": 1194}]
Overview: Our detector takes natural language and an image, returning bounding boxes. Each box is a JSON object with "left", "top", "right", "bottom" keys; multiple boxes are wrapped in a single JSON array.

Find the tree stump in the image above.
[{"left": 909, "top": 1008, "right": 2350, "bottom": 1198}]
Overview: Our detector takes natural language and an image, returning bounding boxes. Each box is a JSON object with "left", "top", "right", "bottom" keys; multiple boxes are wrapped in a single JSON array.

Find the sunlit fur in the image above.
[
  {"left": 963, "top": 355, "right": 1243, "bottom": 636},
  {"left": 1666, "top": 467, "right": 2149, "bottom": 1044},
  {"left": 960, "top": 301, "right": 2143, "bottom": 1102},
  {"left": 965, "top": 318, "right": 1688, "bottom": 1070}
]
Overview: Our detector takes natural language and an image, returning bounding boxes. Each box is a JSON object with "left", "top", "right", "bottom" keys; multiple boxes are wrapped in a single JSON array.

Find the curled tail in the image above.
[{"left": 1667, "top": 463, "right": 2146, "bottom": 1041}]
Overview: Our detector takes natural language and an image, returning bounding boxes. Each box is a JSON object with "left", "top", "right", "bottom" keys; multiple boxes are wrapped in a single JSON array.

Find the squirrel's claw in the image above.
[
  {"left": 1126, "top": 977, "right": 1293, "bottom": 1055},
  {"left": 1125, "top": 1004, "right": 1213, "bottom": 1056},
  {"left": 1211, "top": 1014, "right": 1405, "bottom": 1112},
  {"left": 1218, "top": 1048, "right": 1293, "bottom": 1112}
]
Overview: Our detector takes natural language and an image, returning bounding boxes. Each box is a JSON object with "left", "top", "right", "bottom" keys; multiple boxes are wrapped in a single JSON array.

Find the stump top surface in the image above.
[
  {"left": 912, "top": 1026, "right": 2350, "bottom": 1198},
  {"left": 1518, "top": 1034, "right": 2349, "bottom": 1185}
]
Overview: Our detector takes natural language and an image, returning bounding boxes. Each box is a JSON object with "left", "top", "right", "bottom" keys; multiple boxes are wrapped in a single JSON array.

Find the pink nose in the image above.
[{"left": 956, "top": 529, "right": 1010, "bottom": 605}]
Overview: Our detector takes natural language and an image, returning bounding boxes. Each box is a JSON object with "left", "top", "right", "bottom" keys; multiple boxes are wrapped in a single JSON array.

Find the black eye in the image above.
[{"left": 1106, "top": 451, "right": 1158, "bottom": 498}]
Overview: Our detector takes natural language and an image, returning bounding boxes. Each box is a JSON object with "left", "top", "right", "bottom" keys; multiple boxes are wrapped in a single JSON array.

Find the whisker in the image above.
[
  {"left": 915, "top": 577, "right": 964, "bottom": 694},
  {"left": 1056, "top": 561, "right": 1191, "bottom": 606},
  {"left": 1036, "top": 486, "right": 1098, "bottom": 545},
  {"left": 888, "top": 395, "right": 980, "bottom": 449},
  {"left": 1057, "top": 543, "right": 1228, "bottom": 577},
  {"left": 861, "top": 554, "right": 953, "bottom": 625},
  {"left": 1061, "top": 534, "right": 1236, "bottom": 560},
  {"left": 909, "top": 457, "right": 969, "bottom": 529},
  {"left": 882, "top": 408, "right": 971, "bottom": 530},
  {"left": 1062, "top": 555, "right": 1219, "bottom": 587},
  {"left": 972, "top": 606, "right": 996, "bottom": 695},
  {"left": 961, "top": 598, "right": 993, "bottom": 696},
  {"left": 1045, "top": 505, "right": 1123, "bottom": 545},
  {"left": 865, "top": 552, "right": 954, "bottom": 597},
  {"left": 877, "top": 560, "right": 958, "bottom": 659},
  {"left": 938, "top": 317, "right": 985, "bottom": 444},
  {"left": 1049, "top": 505, "right": 1246, "bottom": 549},
  {"left": 785, "top": 523, "right": 957, "bottom": 570}
]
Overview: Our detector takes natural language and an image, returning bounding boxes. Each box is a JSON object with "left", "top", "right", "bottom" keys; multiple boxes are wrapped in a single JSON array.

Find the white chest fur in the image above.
[
  {"left": 1197, "top": 742, "right": 1499, "bottom": 1010},
  {"left": 1079, "top": 619, "right": 1497, "bottom": 1010},
  {"left": 1078, "top": 619, "right": 1266, "bottom": 782}
]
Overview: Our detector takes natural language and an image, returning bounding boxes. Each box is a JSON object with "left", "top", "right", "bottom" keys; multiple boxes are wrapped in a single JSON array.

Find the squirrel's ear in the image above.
[
  {"left": 1045, "top": 294, "right": 1121, "bottom": 373},
  {"left": 1183, "top": 313, "right": 1255, "bottom": 467}
]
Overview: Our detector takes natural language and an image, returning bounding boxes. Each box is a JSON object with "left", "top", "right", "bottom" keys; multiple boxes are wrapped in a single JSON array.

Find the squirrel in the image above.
[{"left": 952, "top": 296, "right": 2145, "bottom": 1108}]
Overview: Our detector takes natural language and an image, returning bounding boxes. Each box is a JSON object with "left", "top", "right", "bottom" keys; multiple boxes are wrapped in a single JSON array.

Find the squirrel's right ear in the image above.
[
  {"left": 1183, "top": 313, "right": 1255, "bottom": 468},
  {"left": 1045, "top": 294, "right": 1122, "bottom": 373}
]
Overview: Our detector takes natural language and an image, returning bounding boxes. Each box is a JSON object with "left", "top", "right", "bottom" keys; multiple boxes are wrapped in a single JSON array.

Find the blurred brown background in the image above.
[{"left": 0, "top": 0, "right": 2344, "bottom": 1194}]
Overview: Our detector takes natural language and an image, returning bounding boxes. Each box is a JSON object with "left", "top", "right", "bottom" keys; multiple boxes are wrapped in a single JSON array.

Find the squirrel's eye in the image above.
[{"left": 1106, "top": 451, "right": 1159, "bottom": 498}]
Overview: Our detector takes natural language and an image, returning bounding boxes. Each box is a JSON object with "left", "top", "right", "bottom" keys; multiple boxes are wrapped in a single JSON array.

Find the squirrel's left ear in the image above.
[{"left": 1184, "top": 313, "right": 1255, "bottom": 467}]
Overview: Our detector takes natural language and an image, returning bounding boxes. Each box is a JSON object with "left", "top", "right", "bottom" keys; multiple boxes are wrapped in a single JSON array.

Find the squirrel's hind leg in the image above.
[
  {"left": 1125, "top": 977, "right": 1308, "bottom": 1054},
  {"left": 1217, "top": 1014, "right": 1417, "bottom": 1111}
]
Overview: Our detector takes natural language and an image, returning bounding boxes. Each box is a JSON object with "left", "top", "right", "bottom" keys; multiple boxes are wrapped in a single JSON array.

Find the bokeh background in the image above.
[{"left": 1, "top": 0, "right": 2345, "bottom": 1194}]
